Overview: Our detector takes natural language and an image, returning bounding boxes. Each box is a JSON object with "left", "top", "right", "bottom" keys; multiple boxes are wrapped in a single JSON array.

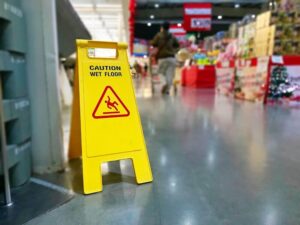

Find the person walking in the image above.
[
  {"left": 151, "top": 22, "right": 179, "bottom": 94},
  {"left": 143, "top": 63, "right": 148, "bottom": 77}
]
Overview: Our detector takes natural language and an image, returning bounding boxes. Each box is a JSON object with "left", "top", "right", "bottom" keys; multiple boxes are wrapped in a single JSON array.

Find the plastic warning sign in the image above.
[{"left": 69, "top": 40, "right": 153, "bottom": 194}]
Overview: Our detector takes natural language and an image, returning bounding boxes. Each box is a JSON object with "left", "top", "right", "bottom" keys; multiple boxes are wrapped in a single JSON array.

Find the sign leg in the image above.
[
  {"left": 83, "top": 159, "right": 102, "bottom": 194},
  {"left": 132, "top": 151, "right": 153, "bottom": 184}
]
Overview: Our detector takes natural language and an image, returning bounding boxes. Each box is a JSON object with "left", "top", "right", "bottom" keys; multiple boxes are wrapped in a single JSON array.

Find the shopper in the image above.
[
  {"left": 133, "top": 60, "right": 142, "bottom": 78},
  {"left": 143, "top": 63, "right": 148, "bottom": 77},
  {"left": 151, "top": 22, "right": 179, "bottom": 94}
]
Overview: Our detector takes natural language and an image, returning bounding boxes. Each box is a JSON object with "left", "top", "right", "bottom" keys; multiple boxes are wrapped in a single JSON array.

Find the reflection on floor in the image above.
[{"left": 27, "top": 78, "right": 300, "bottom": 225}]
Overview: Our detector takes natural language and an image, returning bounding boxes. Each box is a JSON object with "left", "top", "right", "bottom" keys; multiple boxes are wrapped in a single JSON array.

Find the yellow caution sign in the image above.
[
  {"left": 72, "top": 40, "right": 153, "bottom": 194},
  {"left": 68, "top": 63, "right": 81, "bottom": 160}
]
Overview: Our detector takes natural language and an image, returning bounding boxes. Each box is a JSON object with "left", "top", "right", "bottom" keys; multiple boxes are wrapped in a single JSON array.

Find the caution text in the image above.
[{"left": 90, "top": 65, "right": 122, "bottom": 77}]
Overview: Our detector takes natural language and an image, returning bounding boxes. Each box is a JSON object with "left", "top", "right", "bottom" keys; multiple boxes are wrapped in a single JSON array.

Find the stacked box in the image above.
[
  {"left": 295, "top": 0, "right": 300, "bottom": 11},
  {"left": 0, "top": 0, "right": 26, "bottom": 53},
  {"left": 3, "top": 53, "right": 27, "bottom": 98},
  {"left": 255, "top": 9, "right": 300, "bottom": 56},
  {"left": 245, "top": 22, "right": 256, "bottom": 58},
  {"left": 6, "top": 98, "right": 31, "bottom": 145},
  {"left": 238, "top": 22, "right": 256, "bottom": 58},
  {"left": 256, "top": 11, "right": 299, "bottom": 28},
  {"left": 254, "top": 11, "right": 275, "bottom": 57},
  {"left": 269, "top": 24, "right": 300, "bottom": 55},
  {"left": 237, "top": 26, "right": 245, "bottom": 58},
  {"left": 0, "top": 50, "right": 12, "bottom": 71},
  {"left": 0, "top": 0, "right": 31, "bottom": 188},
  {"left": 229, "top": 23, "right": 238, "bottom": 38},
  {"left": 256, "top": 11, "right": 271, "bottom": 30},
  {"left": 0, "top": 141, "right": 31, "bottom": 187},
  {"left": 255, "top": 25, "right": 275, "bottom": 57}
]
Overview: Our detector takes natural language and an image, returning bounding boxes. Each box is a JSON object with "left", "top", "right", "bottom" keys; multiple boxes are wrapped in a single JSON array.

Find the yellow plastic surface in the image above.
[
  {"left": 76, "top": 40, "right": 153, "bottom": 194},
  {"left": 68, "top": 63, "right": 81, "bottom": 159}
]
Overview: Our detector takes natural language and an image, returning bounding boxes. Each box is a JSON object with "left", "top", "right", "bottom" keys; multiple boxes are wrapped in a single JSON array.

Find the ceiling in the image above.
[
  {"left": 56, "top": 0, "right": 91, "bottom": 57},
  {"left": 69, "top": 0, "right": 269, "bottom": 42},
  {"left": 136, "top": 0, "right": 266, "bottom": 3},
  {"left": 135, "top": 2, "right": 268, "bottom": 40},
  {"left": 69, "top": 0, "right": 128, "bottom": 42}
]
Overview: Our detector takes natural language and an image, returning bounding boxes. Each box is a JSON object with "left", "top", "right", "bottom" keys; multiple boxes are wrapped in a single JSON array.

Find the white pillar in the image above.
[{"left": 21, "top": 0, "right": 64, "bottom": 173}]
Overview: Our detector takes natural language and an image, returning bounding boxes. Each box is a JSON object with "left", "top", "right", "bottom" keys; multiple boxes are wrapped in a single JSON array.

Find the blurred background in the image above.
[{"left": 1, "top": 0, "right": 300, "bottom": 224}]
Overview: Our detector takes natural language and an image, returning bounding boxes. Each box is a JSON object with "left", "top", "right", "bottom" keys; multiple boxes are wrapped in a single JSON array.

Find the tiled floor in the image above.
[{"left": 27, "top": 79, "right": 300, "bottom": 225}]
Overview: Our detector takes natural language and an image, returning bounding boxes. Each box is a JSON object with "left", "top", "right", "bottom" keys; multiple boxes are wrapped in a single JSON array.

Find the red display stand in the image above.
[
  {"left": 215, "top": 60, "right": 235, "bottom": 96},
  {"left": 216, "top": 56, "right": 300, "bottom": 104},
  {"left": 234, "top": 57, "right": 268, "bottom": 102},
  {"left": 181, "top": 65, "right": 216, "bottom": 88}
]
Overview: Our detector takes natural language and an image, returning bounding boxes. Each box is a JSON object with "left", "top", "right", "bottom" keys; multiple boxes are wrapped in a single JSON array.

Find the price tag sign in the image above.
[{"left": 272, "top": 55, "right": 284, "bottom": 64}]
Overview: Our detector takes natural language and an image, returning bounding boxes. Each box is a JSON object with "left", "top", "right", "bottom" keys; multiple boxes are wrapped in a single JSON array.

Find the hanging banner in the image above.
[
  {"left": 169, "top": 25, "right": 187, "bottom": 42},
  {"left": 69, "top": 40, "right": 153, "bottom": 194},
  {"left": 183, "top": 3, "right": 212, "bottom": 31},
  {"left": 129, "top": 0, "right": 136, "bottom": 54}
]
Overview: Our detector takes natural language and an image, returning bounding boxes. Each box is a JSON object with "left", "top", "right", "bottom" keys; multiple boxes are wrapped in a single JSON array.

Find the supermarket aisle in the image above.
[{"left": 27, "top": 83, "right": 300, "bottom": 225}]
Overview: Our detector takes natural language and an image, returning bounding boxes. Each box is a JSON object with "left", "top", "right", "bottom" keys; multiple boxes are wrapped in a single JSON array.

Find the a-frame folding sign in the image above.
[{"left": 70, "top": 40, "right": 153, "bottom": 194}]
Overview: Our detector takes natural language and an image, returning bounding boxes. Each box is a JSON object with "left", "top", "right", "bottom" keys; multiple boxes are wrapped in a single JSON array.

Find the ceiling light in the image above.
[
  {"left": 150, "top": 15, "right": 154, "bottom": 19},
  {"left": 154, "top": 3, "right": 159, "bottom": 8},
  {"left": 177, "top": 23, "right": 182, "bottom": 27},
  {"left": 147, "top": 22, "right": 152, "bottom": 27},
  {"left": 235, "top": 4, "right": 240, "bottom": 8},
  {"left": 252, "top": 14, "right": 256, "bottom": 18},
  {"left": 217, "top": 15, "right": 222, "bottom": 19},
  {"left": 269, "top": 2, "right": 273, "bottom": 6}
]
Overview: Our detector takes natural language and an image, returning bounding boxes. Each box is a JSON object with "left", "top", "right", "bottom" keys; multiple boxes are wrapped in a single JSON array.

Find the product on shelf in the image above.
[
  {"left": 254, "top": 3, "right": 300, "bottom": 56},
  {"left": 268, "top": 66, "right": 294, "bottom": 99},
  {"left": 217, "top": 40, "right": 237, "bottom": 62},
  {"left": 237, "top": 21, "right": 256, "bottom": 59},
  {"left": 228, "top": 23, "right": 238, "bottom": 39},
  {"left": 213, "top": 0, "right": 300, "bottom": 105}
]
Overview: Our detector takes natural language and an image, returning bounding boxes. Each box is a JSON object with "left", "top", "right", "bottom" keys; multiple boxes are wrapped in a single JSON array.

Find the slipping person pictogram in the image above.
[
  {"left": 92, "top": 86, "right": 130, "bottom": 119},
  {"left": 104, "top": 96, "right": 119, "bottom": 114}
]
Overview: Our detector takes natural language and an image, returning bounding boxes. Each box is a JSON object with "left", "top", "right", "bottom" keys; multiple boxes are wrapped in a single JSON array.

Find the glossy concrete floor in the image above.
[{"left": 27, "top": 79, "right": 300, "bottom": 225}]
